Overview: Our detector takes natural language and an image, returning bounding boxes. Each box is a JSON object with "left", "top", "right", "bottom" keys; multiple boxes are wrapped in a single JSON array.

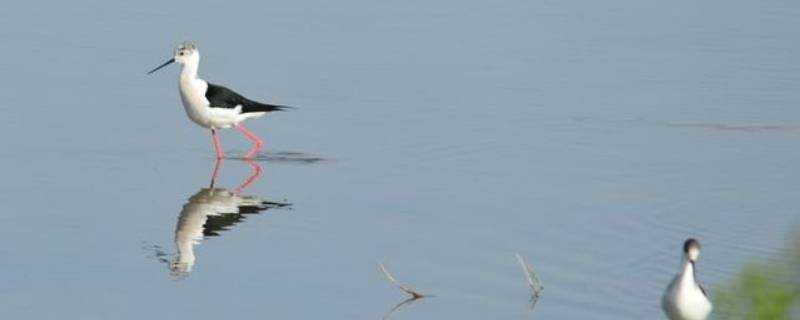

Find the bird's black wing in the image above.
[
  {"left": 693, "top": 265, "right": 710, "bottom": 298},
  {"left": 205, "top": 82, "right": 294, "bottom": 113},
  {"left": 697, "top": 281, "right": 709, "bottom": 298}
]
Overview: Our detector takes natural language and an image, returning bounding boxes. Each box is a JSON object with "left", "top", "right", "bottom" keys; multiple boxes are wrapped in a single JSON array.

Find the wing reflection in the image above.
[{"left": 168, "top": 159, "right": 290, "bottom": 279}]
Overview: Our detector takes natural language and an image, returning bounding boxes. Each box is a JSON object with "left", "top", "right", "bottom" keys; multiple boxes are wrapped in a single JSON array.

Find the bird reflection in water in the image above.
[{"left": 162, "top": 159, "right": 290, "bottom": 279}]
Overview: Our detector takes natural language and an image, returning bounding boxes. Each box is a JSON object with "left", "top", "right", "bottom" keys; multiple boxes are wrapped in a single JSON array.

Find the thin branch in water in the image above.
[
  {"left": 382, "top": 296, "right": 423, "bottom": 320},
  {"left": 378, "top": 262, "right": 427, "bottom": 299},
  {"left": 515, "top": 253, "right": 544, "bottom": 309}
]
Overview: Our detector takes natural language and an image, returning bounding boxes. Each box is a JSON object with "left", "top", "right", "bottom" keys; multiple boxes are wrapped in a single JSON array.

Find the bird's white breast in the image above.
[
  {"left": 179, "top": 76, "right": 213, "bottom": 129},
  {"left": 662, "top": 263, "right": 713, "bottom": 320}
]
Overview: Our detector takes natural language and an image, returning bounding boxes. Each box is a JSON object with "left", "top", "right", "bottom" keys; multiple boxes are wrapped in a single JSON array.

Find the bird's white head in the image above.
[
  {"left": 147, "top": 41, "right": 200, "bottom": 75},
  {"left": 173, "top": 41, "right": 199, "bottom": 66},
  {"left": 683, "top": 238, "right": 701, "bottom": 262}
]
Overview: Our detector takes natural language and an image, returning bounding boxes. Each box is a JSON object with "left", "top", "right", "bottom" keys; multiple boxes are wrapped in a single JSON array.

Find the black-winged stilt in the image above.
[
  {"left": 148, "top": 41, "right": 293, "bottom": 159},
  {"left": 661, "top": 238, "right": 713, "bottom": 320}
]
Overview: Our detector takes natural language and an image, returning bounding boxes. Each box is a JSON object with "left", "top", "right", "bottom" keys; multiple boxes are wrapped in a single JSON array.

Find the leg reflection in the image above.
[
  {"left": 209, "top": 157, "right": 224, "bottom": 188},
  {"left": 208, "top": 158, "right": 262, "bottom": 193},
  {"left": 234, "top": 160, "right": 263, "bottom": 195}
]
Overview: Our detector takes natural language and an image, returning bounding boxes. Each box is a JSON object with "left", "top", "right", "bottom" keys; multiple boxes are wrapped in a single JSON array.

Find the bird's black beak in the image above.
[{"left": 147, "top": 58, "right": 175, "bottom": 75}]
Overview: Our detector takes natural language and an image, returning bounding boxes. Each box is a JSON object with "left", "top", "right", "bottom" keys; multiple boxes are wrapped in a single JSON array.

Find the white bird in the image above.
[
  {"left": 148, "top": 41, "right": 293, "bottom": 159},
  {"left": 662, "top": 238, "right": 713, "bottom": 320}
]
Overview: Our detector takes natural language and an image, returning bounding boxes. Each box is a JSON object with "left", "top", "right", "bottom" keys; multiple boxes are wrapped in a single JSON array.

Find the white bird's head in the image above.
[
  {"left": 147, "top": 41, "right": 200, "bottom": 75},
  {"left": 683, "top": 238, "right": 701, "bottom": 262},
  {"left": 173, "top": 41, "right": 199, "bottom": 65}
]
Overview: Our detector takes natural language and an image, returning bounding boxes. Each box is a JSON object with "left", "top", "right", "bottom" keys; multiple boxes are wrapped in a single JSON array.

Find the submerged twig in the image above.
[
  {"left": 378, "top": 262, "right": 429, "bottom": 320},
  {"left": 515, "top": 253, "right": 544, "bottom": 309},
  {"left": 382, "top": 296, "right": 423, "bottom": 320},
  {"left": 378, "top": 262, "right": 427, "bottom": 299}
]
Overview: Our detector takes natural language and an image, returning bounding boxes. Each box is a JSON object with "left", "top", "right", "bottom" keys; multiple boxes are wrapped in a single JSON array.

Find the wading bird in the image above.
[
  {"left": 148, "top": 42, "right": 293, "bottom": 159},
  {"left": 662, "top": 238, "right": 713, "bottom": 320}
]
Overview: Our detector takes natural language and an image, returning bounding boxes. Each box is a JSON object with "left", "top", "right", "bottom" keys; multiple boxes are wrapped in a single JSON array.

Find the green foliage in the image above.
[{"left": 714, "top": 240, "right": 800, "bottom": 320}]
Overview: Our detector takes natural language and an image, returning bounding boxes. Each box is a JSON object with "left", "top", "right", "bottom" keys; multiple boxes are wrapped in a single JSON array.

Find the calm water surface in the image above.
[{"left": 1, "top": 0, "right": 799, "bottom": 318}]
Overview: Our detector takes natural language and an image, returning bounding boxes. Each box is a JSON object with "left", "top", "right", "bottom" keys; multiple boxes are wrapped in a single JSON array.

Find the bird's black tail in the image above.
[{"left": 242, "top": 101, "right": 295, "bottom": 113}]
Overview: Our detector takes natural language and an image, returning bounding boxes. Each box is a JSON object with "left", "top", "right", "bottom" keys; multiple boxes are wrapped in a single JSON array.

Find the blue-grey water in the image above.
[{"left": 1, "top": 0, "right": 799, "bottom": 318}]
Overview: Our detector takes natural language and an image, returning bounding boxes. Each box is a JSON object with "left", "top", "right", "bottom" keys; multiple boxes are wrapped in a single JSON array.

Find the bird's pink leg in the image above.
[
  {"left": 209, "top": 157, "right": 224, "bottom": 188},
  {"left": 235, "top": 124, "right": 264, "bottom": 159},
  {"left": 211, "top": 129, "right": 225, "bottom": 159},
  {"left": 234, "top": 160, "right": 263, "bottom": 194}
]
